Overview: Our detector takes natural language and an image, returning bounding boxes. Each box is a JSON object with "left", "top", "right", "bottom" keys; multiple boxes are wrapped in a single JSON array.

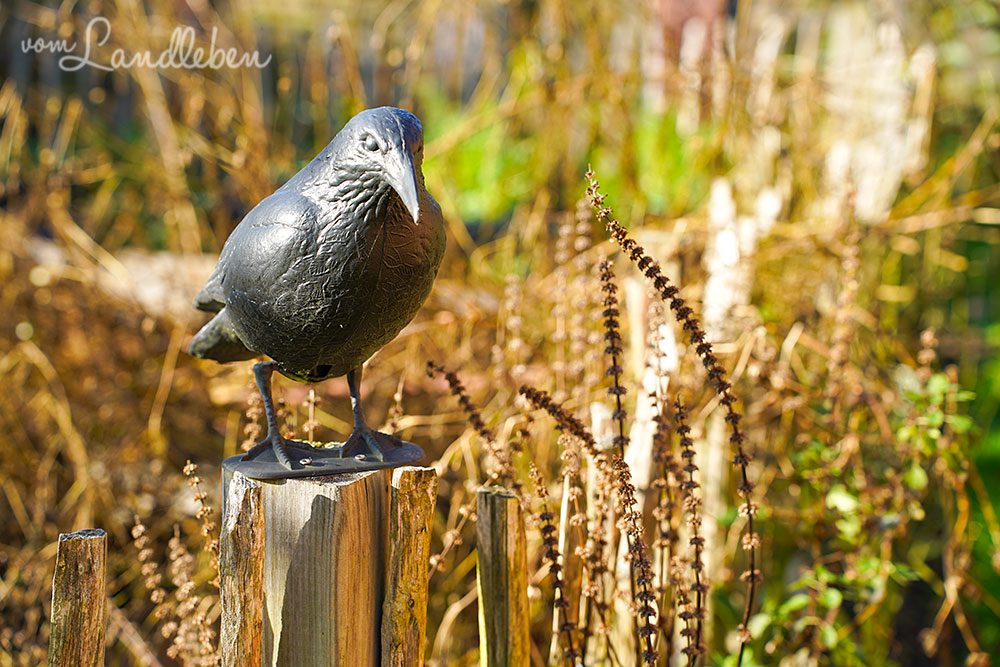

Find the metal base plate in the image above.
[{"left": 222, "top": 431, "right": 424, "bottom": 481}]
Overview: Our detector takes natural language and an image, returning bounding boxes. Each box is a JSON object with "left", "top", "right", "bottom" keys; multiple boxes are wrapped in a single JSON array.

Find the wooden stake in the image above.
[
  {"left": 48, "top": 528, "right": 107, "bottom": 667},
  {"left": 221, "top": 469, "right": 390, "bottom": 666},
  {"left": 476, "top": 486, "right": 529, "bottom": 667},
  {"left": 219, "top": 472, "right": 265, "bottom": 666},
  {"left": 381, "top": 466, "right": 438, "bottom": 666}
]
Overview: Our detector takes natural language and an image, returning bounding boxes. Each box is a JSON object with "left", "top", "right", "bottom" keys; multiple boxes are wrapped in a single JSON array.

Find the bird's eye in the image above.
[{"left": 361, "top": 134, "right": 379, "bottom": 152}]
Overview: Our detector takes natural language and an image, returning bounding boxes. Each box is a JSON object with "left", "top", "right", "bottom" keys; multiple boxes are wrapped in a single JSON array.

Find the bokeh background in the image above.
[{"left": 0, "top": 0, "right": 998, "bottom": 664}]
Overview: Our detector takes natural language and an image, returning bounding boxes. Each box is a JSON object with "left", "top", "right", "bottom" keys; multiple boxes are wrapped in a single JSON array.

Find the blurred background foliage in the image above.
[{"left": 0, "top": 0, "right": 998, "bottom": 664}]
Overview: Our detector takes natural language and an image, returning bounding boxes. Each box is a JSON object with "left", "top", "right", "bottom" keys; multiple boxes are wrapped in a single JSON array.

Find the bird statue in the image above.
[{"left": 189, "top": 107, "right": 445, "bottom": 475}]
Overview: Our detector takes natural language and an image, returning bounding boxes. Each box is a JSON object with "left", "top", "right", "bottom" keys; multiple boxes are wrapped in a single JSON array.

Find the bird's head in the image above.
[{"left": 338, "top": 107, "right": 425, "bottom": 224}]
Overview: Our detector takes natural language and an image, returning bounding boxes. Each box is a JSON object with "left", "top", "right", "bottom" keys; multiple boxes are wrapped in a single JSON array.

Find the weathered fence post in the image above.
[
  {"left": 476, "top": 486, "right": 529, "bottom": 667},
  {"left": 222, "top": 469, "right": 390, "bottom": 666},
  {"left": 219, "top": 472, "right": 265, "bottom": 665},
  {"left": 381, "top": 466, "right": 438, "bottom": 666},
  {"left": 48, "top": 528, "right": 107, "bottom": 667}
]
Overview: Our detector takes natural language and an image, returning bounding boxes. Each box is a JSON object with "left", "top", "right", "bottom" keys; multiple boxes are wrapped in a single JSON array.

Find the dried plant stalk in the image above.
[
  {"left": 610, "top": 455, "right": 658, "bottom": 665},
  {"left": 651, "top": 399, "right": 680, "bottom": 656},
  {"left": 519, "top": 385, "right": 656, "bottom": 664},
  {"left": 183, "top": 461, "right": 219, "bottom": 587},
  {"left": 427, "top": 361, "right": 514, "bottom": 486},
  {"left": 587, "top": 170, "right": 760, "bottom": 662},
  {"left": 674, "top": 398, "right": 707, "bottom": 663},
  {"left": 528, "top": 463, "right": 579, "bottom": 662},
  {"left": 599, "top": 258, "right": 630, "bottom": 458}
]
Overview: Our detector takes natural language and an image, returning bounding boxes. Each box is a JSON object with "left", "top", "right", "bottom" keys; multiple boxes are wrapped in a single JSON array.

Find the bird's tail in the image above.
[{"left": 188, "top": 308, "right": 257, "bottom": 363}]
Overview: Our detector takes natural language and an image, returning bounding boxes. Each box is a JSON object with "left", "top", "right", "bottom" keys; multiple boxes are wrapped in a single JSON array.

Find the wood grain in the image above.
[
  {"left": 258, "top": 470, "right": 389, "bottom": 666},
  {"left": 219, "top": 472, "right": 265, "bottom": 666},
  {"left": 381, "top": 466, "right": 437, "bottom": 666},
  {"left": 476, "top": 486, "right": 529, "bottom": 667},
  {"left": 48, "top": 528, "right": 107, "bottom": 667}
]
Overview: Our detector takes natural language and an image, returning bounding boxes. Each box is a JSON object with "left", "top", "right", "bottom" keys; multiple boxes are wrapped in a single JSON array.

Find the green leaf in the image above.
[
  {"left": 748, "top": 613, "right": 771, "bottom": 638},
  {"left": 821, "top": 624, "right": 839, "bottom": 649},
  {"left": 820, "top": 587, "right": 843, "bottom": 610},
  {"left": 946, "top": 414, "right": 973, "bottom": 433},
  {"left": 778, "top": 593, "right": 811, "bottom": 616},
  {"left": 927, "top": 373, "right": 949, "bottom": 400},
  {"left": 856, "top": 556, "right": 882, "bottom": 577},
  {"left": 904, "top": 465, "right": 929, "bottom": 491},
  {"left": 836, "top": 516, "right": 862, "bottom": 539},
  {"left": 826, "top": 485, "right": 859, "bottom": 513}
]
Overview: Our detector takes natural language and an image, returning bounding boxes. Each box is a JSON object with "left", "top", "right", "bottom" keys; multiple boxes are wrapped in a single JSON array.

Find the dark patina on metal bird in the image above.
[{"left": 189, "top": 107, "right": 445, "bottom": 478}]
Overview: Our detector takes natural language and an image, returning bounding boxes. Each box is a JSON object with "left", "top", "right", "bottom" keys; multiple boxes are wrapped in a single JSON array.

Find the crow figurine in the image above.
[{"left": 189, "top": 107, "right": 445, "bottom": 471}]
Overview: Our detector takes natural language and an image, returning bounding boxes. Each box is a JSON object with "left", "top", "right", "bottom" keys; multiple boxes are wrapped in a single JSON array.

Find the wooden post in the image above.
[
  {"left": 381, "top": 466, "right": 437, "bottom": 666},
  {"left": 223, "top": 469, "right": 390, "bottom": 666},
  {"left": 219, "top": 472, "right": 265, "bottom": 666},
  {"left": 476, "top": 486, "right": 529, "bottom": 667},
  {"left": 48, "top": 528, "right": 107, "bottom": 667}
]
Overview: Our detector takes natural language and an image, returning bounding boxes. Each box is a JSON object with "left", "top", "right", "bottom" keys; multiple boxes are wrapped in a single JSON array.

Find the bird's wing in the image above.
[
  {"left": 188, "top": 308, "right": 256, "bottom": 363},
  {"left": 193, "top": 266, "right": 225, "bottom": 312},
  {"left": 195, "top": 189, "right": 320, "bottom": 308}
]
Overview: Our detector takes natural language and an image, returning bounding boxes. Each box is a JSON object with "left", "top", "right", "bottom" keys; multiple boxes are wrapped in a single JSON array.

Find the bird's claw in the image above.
[
  {"left": 242, "top": 434, "right": 319, "bottom": 470},
  {"left": 342, "top": 426, "right": 385, "bottom": 463}
]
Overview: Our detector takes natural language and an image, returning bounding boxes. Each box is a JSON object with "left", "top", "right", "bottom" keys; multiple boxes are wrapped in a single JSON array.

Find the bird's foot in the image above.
[
  {"left": 342, "top": 425, "right": 385, "bottom": 463},
  {"left": 242, "top": 433, "right": 320, "bottom": 470}
]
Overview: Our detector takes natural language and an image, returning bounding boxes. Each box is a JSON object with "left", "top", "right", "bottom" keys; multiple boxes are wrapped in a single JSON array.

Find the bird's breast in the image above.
[
  {"left": 269, "top": 191, "right": 441, "bottom": 377},
  {"left": 224, "top": 178, "right": 444, "bottom": 381}
]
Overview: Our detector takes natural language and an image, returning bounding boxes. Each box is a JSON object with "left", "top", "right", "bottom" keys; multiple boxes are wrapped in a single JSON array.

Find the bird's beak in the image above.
[{"left": 386, "top": 149, "right": 421, "bottom": 224}]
